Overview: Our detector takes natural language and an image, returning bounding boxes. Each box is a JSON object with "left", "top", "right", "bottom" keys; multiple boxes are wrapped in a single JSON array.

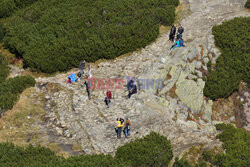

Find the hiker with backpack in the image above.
[
  {"left": 170, "top": 38, "right": 181, "bottom": 50},
  {"left": 84, "top": 78, "right": 91, "bottom": 100},
  {"left": 127, "top": 78, "right": 137, "bottom": 99},
  {"left": 123, "top": 118, "right": 131, "bottom": 138},
  {"left": 169, "top": 25, "right": 176, "bottom": 42},
  {"left": 68, "top": 72, "right": 78, "bottom": 84},
  {"left": 177, "top": 24, "right": 184, "bottom": 39},
  {"left": 104, "top": 90, "right": 112, "bottom": 108},
  {"left": 78, "top": 59, "right": 85, "bottom": 78}
]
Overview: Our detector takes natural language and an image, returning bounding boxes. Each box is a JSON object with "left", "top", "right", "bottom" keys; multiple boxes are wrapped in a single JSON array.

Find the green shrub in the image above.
[
  {"left": 204, "top": 17, "right": 250, "bottom": 99},
  {"left": 245, "top": 0, "right": 250, "bottom": 9},
  {"left": 203, "top": 124, "right": 250, "bottom": 166},
  {"left": 174, "top": 157, "right": 193, "bottom": 167},
  {"left": 115, "top": 132, "right": 173, "bottom": 166},
  {"left": 0, "top": 23, "right": 5, "bottom": 42},
  {"left": 0, "top": 54, "right": 10, "bottom": 81},
  {"left": 0, "top": 132, "right": 173, "bottom": 166},
  {"left": 0, "top": 0, "right": 16, "bottom": 18},
  {"left": 0, "top": 0, "right": 38, "bottom": 18},
  {"left": 0, "top": 75, "right": 35, "bottom": 114},
  {"left": 3, "top": 0, "right": 179, "bottom": 73}
]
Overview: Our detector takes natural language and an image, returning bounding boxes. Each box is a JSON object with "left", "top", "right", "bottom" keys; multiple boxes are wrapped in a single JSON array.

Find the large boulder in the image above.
[{"left": 175, "top": 79, "right": 205, "bottom": 114}]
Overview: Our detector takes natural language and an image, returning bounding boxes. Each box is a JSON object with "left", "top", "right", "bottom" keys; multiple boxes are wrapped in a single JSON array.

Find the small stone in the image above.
[
  {"left": 230, "top": 116, "right": 235, "bottom": 121},
  {"left": 203, "top": 58, "right": 209, "bottom": 64},
  {"left": 202, "top": 65, "right": 208, "bottom": 71},
  {"left": 55, "top": 127, "right": 63, "bottom": 135},
  {"left": 196, "top": 61, "right": 202, "bottom": 69}
]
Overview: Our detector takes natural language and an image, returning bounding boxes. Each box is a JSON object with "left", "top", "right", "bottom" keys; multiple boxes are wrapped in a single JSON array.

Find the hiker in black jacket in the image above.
[
  {"left": 169, "top": 25, "right": 176, "bottom": 42},
  {"left": 84, "top": 79, "right": 91, "bottom": 100},
  {"left": 177, "top": 24, "right": 184, "bottom": 39},
  {"left": 78, "top": 59, "right": 85, "bottom": 78}
]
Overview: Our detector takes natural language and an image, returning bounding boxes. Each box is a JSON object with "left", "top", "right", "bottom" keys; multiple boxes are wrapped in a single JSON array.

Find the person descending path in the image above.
[
  {"left": 104, "top": 90, "right": 112, "bottom": 108},
  {"left": 127, "top": 78, "right": 137, "bottom": 99},
  {"left": 169, "top": 25, "right": 176, "bottom": 42},
  {"left": 78, "top": 59, "right": 85, "bottom": 78},
  {"left": 123, "top": 117, "right": 131, "bottom": 138},
  {"left": 116, "top": 118, "right": 124, "bottom": 139},
  {"left": 84, "top": 78, "right": 91, "bottom": 100},
  {"left": 177, "top": 24, "right": 184, "bottom": 39}
]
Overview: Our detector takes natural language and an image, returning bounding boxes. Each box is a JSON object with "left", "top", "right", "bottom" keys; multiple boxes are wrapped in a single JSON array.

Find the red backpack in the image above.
[{"left": 107, "top": 91, "right": 112, "bottom": 100}]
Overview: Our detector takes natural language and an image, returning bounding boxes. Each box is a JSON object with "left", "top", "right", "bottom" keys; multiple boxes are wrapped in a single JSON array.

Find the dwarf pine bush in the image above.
[
  {"left": 203, "top": 124, "right": 250, "bottom": 166},
  {"left": 245, "top": 0, "right": 250, "bottom": 8},
  {"left": 0, "top": 132, "right": 173, "bottom": 166},
  {"left": 0, "top": 75, "right": 35, "bottom": 114},
  {"left": 204, "top": 17, "right": 250, "bottom": 99},
  {"left": 0, "top": 0, "right": 38, "bottom": 18},
  {"left": 3, "top": 0, "right": 179, "bottom": 73}
]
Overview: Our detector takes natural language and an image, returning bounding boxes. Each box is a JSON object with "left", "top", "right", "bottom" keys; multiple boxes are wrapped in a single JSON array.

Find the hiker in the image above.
[
  {"left": 104, "top": 90, "right": 112, "bottom": 108},
  {"left": 177, "top": 24, "right": 184, "bottom": 39},
  {"left": 68, "top": 72, "right": 77, "bottom": 83},
  {"left": 84, "top": 79, "right": 91, "bottom": 100},
  {"left": 127, "top": 78, "right": 137, "bottom": 99},
  {"left": 78, "top": 59, "right": 85, "bottom": 78},
  {"left": 120, "top": 117, "right": 124, "bottom": 125},
  {"left": 123, "top": 118, "right": 131, "bottom": 138},
  {"left": 170, "top": 38, "right": 181, "bottom": 50},
  {"left": 116, "top": 118, "right": 123, "bottom": 139},
  {"left": 169, "top": 25, "right": 176, "bottom": 42},
  {"left": 88, "top": 64, "right": 92, "bottom": 77}
]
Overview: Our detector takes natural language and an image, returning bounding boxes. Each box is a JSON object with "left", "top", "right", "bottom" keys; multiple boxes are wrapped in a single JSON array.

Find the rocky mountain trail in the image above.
[{"left": 4, "top": 0, "right": 249, "bottom": 157}]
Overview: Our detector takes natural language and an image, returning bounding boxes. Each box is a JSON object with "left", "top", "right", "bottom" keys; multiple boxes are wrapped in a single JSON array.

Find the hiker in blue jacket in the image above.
[{"left": 68, "top": 72, "right": 77, "bottom": 83}]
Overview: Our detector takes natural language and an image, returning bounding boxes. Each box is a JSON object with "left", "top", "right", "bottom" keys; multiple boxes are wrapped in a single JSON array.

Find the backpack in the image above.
[
  {"left": 107, "top": 91, "right": 112, "bottom": 99},
  {"left": 179, "top": 39, "right": 184, "bottom": 47},
  {"left": 125, "top": 120, "right": 130, "bottom": 129}
]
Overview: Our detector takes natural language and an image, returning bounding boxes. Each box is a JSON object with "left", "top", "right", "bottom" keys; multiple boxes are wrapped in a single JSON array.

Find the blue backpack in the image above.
[{"left": 179, "top": 39, "right": 184, "bottom": 47}]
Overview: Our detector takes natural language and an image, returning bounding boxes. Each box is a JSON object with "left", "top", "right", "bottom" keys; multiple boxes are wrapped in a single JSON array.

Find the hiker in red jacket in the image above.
[{"left": 104, "top": 90, "right": 112, "bottom": 108}]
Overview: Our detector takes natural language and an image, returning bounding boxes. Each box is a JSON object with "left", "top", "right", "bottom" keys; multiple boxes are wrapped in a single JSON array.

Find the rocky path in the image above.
[{"left": 34, "top": 0, "right": 249, "bottom": 156}]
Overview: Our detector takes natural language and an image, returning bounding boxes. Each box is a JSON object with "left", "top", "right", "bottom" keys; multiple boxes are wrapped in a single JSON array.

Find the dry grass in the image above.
[{"left": 0, "top": 88, "right": 46, "bottom": 146}]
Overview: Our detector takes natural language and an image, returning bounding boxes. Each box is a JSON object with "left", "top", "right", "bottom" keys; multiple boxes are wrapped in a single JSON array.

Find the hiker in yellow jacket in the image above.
[{"left": 116, "top": 118, "right": 124, "bottom": 139}]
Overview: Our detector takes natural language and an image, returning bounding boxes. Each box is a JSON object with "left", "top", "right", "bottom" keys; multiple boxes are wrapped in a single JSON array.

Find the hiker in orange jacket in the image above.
[{"left": 123, "top": 118, "right": 131, "bottom": 138}]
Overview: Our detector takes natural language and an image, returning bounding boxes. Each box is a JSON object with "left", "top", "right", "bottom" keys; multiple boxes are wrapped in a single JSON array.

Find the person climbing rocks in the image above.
[
  {"left": 84, "top": 78, "right": 91, "bottom": 100},
  {"left": 116, "top": 118, "right": 123, "bottom": 139},
  {"left": 78, "top": 59, "right": 85, "bottom": 78},
  {"left": 169, "top": 25, "right": 176, "bottom": 42},
  {"left": 127, "top": 78, "right": 137, "bottom": 99},
  {"left": 123, "top": 117, "right": 131, "bottom": 138},
  {"left": 104, "top": 90, "right": 112, "bottom": 108},
  {"left": 170, "top": 38, "right": 181, "bottom": 50},
  {"left": 177, "top": 24, "right": 184, "bottom": 39}
]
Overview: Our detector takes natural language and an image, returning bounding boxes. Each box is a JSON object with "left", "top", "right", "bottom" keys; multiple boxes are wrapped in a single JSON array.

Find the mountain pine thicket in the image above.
[
  {"left": 245, "top": 0, "right": 250, "bottom": 8},
  {"left": 0, "top": 132, "right": 173, "bottom": 167},
  {"left": 204, "top": 17, "right": 250, "bottom": 100},
  {"left": 1, "top": 0, "right": 179, "bottom": 73},
  {"left": 0, "top": 55, "right": 35, "bottom": 115}
]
